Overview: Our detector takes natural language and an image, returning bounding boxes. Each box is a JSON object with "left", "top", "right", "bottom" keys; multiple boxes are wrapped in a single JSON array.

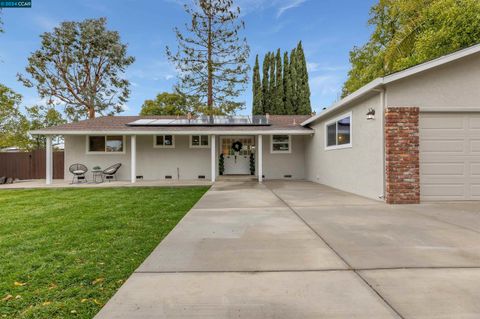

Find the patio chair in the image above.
[
  {"left": 69, "top": 163, "right": 88, "bottom": 184},
  {"left": 102, "top": 163, "right": 122, "bottom": 182}
]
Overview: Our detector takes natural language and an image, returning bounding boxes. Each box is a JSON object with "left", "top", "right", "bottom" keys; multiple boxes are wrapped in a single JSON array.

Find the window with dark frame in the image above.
[
  {"left": 155, "top": 135, "right": 174, "bottom": 147},
  {"left": 191, "top": 135, "right": 209, "bottom": 147},
  {"left": 326, "top": 114, "right": 351, "bottom": 148},
  {"left": 271, "top": 135, "right": 290, "bottom": 153},
  {"left": 88, "top": 136, "right": 124, "bottom": 153}
]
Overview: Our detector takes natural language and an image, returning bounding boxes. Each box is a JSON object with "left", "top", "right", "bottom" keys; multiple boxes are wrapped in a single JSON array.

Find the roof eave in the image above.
[
  {"left": 302, "top": 43, "right": 480, "bottom": 126},
  {"left": 301, "top": 78, "right": 383, "bottom": 126},
  {"left": 29, "top": 129, "right": 314, "bottom": 136}
]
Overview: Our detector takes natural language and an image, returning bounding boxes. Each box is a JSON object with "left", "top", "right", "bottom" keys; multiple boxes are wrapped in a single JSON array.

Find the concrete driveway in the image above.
[{"left": 95, "top": 181, "right": 480, "bottom": 319}]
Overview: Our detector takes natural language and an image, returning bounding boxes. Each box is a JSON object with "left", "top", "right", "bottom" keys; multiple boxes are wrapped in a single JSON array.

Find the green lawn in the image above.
[{"left": 0, "top": 187, "right": 208, "bottom": 319}]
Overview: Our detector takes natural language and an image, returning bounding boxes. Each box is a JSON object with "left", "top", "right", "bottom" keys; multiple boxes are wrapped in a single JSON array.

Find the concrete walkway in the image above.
[{"left": 95, "top": 181, "right": 480, "bottom": 319}]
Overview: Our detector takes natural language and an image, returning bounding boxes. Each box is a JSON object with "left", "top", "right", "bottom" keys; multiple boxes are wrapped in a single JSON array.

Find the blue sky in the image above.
[{"left": 0, "top": 0, "right": 376, "bottom": 116}]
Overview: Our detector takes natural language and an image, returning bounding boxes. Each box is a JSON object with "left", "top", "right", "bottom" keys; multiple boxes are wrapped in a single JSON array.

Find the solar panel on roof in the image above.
[
  {"left": 128, "top": 119, "right": 157, "bottom": 125},
  {"left": 126, "top": 115, "right": 270, "bottom": 126},
  {"left": 150, "top": 119, "right": 175, "bottom": 125}
]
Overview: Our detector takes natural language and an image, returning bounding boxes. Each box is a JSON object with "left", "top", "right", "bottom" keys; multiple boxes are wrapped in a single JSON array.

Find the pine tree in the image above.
[
  {"left": 268, "top": 52, "right": 276, "bottom": 114},
  {"left": 295, "top": 41, "right": 311, "bottom": 114},
  {"left": 252, "top": 55, "right": 263, "bottom": 115},
  {"left": 261, "top": 52, "right": 270, "bottom": 114},
  {"left": 283, "top": 51, "right": 294, "bottom": 115},
  {"left": 275, "top": 49, "right": 285, "bottom": 114},
  {"left": 166, "top": 0, "right": 250, "bottom": 115}
]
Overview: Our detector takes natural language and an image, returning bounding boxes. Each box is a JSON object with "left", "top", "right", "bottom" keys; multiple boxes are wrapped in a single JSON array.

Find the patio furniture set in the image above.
[{"left": 69, "top": 163, "right": 122, "bottom": 184}]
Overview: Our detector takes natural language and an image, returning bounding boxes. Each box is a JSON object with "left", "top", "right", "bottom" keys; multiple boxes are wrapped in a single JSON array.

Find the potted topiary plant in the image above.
[
  {"left": 219, "top": 153, "right": 225, "bottom": 175},
  {"left": 249, "top": 153, "right": 255, "bottom": 175}
]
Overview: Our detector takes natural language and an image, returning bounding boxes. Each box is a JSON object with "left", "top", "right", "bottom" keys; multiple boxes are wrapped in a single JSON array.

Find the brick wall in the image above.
[{"left": 385, "top": 107, "right": 420, "bottom": 204}]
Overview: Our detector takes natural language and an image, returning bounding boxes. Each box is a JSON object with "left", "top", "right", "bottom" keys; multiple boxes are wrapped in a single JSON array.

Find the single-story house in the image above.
[{"left": 32, "top": 44, "right": 480, "bottom": 203}]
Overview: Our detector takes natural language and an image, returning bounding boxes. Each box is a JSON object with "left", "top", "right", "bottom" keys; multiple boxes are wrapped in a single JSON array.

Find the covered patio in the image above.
[{"left": 32, "top": 115, "right": 313, "bottom": 185}]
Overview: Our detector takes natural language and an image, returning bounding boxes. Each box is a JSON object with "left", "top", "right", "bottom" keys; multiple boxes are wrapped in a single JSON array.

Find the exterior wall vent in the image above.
[
  {"left": 283, "top": 174, "right": 292, "bottom": 178},
  {"left": 165, "top": 175, "right": 172, "bottom": 179},
  {"left": 198, "top": 175, "right": 206, "bottom": 179}
]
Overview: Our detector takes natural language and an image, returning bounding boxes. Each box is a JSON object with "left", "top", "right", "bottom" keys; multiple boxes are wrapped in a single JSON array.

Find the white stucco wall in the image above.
[
  {"left": 304, "top": 94, "right": 384, "bottom": 200},
  {"left": 64, "top": 134, "right": 307, "bottom": 181},
  {"left": 261, "top": 135, "right": 306, "bottom": 180},
  {"left": 386, "top": 53, "right": 480, "bottom": 110},
  {"left": 64, "top": 135, "right": 211, "bottom": 181}
]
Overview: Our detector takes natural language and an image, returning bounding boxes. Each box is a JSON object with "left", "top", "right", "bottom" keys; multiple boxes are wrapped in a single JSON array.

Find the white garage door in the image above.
[{"left": 420, "top": 113, "right": 480, "bottom": 201}]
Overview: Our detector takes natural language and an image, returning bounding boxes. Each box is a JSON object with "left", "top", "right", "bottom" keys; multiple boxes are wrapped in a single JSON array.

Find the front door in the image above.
[{"left": 221, "top": 136, "right": 255, "bottom": 175}]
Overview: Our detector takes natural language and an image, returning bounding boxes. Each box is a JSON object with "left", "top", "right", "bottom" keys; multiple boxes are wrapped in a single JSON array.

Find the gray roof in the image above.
[{"left": 31, "top": 115, "right": 314, "bottom": 135}]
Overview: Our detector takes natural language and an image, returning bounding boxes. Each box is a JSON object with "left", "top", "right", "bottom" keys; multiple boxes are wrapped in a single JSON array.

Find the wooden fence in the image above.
[{"left": 0, "top": 150, "right": 64, "bottom": 180}]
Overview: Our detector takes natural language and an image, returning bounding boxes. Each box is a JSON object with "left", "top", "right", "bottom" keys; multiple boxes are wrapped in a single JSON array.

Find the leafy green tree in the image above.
[
  {"left": 166, "top": 0, "right": 250, "bottom": 115},
  {"left": 343, "top": 0, "right": 480, "bottom": 96},
  {"left": 274, "top": 49, "right": 285, "bottom": 114},
  {"left": 26, "top": 105, "right": 66, "bottom": 149},
  {"left": 18, "top": 17, "right": 135, "bottom": 120},
  {"left": 261, "top": 52, "right": 271, "bottom": 114},
  {"left": 140, "top": 92, "right": 191, "bottom": 116},
  {"left": 0, "top": 84, "right": 26, "bottom": 149},
  {"left": 295, "top": 42, "right": 311, "bottom": 114},
  {"left": 283, "top": 51, "right": 294, "bottom": 114},
  {"left": 1, "top": 84, "right": 67, "bottom": 150},
  {"left": 252, "top": 55, "right": 263, "bottom": 115}
]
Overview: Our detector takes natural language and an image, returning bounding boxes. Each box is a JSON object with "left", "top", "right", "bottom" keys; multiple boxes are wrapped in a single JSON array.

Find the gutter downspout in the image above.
[{"left": 373, "top": 87, "right": 386, "bottom": 200}]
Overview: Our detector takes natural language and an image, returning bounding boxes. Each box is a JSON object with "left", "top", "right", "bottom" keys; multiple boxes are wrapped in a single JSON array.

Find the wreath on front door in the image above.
[{"left": 231, "top": 141, "right": 243, "bottom": 153}]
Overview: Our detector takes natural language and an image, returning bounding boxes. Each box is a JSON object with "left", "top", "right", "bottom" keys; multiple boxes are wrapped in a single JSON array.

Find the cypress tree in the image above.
[
  {"left": 252, "top": 55, "right": 263, "bottom": 115},
  {"left": 283, "top": 51, "right": 294, "bottom": 115},
  {"left": 289, "top": 48, "right": 299, "bottom": 113},
  {"left": 268, "top": 52, "right": 276, "bottom": 114},
  {"left": 296, "top": 41, "right": 311, "bottom": 114},
  {"left": 262, "top": 52, "right": 270, "bottom": 114},
  {"left": 275, "top": 49, "right": 285, "bottom": 114}
]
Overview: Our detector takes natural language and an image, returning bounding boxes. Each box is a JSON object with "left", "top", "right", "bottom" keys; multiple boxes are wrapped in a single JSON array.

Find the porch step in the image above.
[{"left": 217, "top": 175, "right": 257, "bottom": 182}]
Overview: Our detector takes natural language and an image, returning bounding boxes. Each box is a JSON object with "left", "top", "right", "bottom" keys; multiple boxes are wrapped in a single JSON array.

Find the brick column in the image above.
[{"left": 385, "top": 107, "right": 420, "bottom": 204}]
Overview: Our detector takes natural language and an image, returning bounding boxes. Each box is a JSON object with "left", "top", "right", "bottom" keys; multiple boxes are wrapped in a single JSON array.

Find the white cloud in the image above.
[
  {"left": 165, "top": 0, "right": 307, "bottom": 18},
  {"left": 309, "top": 75, "right": 343, "bottom": 98},
  {"left": 307, "top": 62, "right": 349, "bottom": 73},
  {"left": 276, "top": 0, "right": 306, "bottom": 17},
  {"left": 307, "top": 62, "right": 320, "bottom": 72},
  {"left": 127, "top": 59, "right": 178, "bottom": 84}
]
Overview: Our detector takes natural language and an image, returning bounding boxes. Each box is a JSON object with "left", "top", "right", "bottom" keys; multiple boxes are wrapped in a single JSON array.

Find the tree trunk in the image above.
[{"left": 88, "top": 106, "right": 95, "bottom": 119}]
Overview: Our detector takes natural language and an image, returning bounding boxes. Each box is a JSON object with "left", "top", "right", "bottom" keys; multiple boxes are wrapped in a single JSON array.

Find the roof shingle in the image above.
[{"left": 33, "top": 115, "right": 314, "bottom": 134}]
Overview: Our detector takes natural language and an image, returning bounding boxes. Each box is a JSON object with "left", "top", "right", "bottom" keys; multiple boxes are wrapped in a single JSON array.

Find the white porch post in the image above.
[
  {"left": 211, "top": 135, "right": 216, "bottom": 182},
  {"left": 258, "top": 135, "right": 263, "bottom": 182},
  {"left": 131, "top": 135, "right": 136, "bottom": 183},
  {"left": 46, "top": 135, "right": 53, "bottom": 185}
]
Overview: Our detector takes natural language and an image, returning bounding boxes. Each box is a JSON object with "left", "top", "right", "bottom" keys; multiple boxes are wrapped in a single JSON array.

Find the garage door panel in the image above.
[
  {"left": 421, "top": 140, "right": 465, "bottom": 153},
  {"left": 421, "top": 184, "right": 466, "bottom": 199},
  {"left": 420, "top": 131, "right": 466, "bottom": 140},
  {"left": 470, "top": 117, "right": 480, "bottom": 129},
  {"left": 472, "top": 163, "right": 480, "bottom": 175},
  {"left": 471, "top": 140, "right": 480, "bottom": 153},
  {"left": 420, "top": 113, "right": 480, "bottom": 201},
  {"left": 420, "top": 116, "right": 465, "bottom": 129},
  {"left": 421, "top": 163, "right": 464, "bottom": 175}
]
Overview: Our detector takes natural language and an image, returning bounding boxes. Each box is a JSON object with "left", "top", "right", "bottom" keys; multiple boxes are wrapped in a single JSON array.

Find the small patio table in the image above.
[{"left": 92, "top": 170, "right": 104, "bottom": 183}]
